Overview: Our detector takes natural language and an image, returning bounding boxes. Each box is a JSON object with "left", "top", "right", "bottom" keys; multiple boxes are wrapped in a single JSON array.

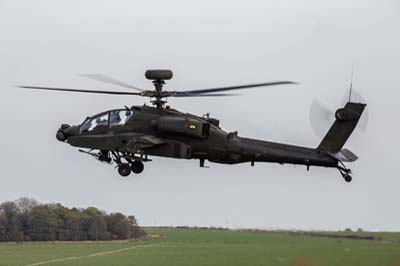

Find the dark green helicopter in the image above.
[{"left": 20, "top": 70, "right": 366, "bottom": 182}]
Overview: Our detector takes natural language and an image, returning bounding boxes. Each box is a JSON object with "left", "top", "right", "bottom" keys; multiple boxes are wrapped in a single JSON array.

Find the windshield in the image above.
[
  {"left": 110, "top": 110, "right": 133, "bottom": 127},
  {"left": 79, "top": 109, "right": 133, "bottom": 134},
  {"left": 80, "top": 113, "right": 109, "bottom": 133}
]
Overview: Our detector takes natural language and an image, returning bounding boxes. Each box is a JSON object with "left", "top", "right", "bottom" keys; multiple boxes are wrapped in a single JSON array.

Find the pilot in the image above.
[
  {"left": 95, "top": 117, "right": 107, "bottom": 128},
  {"left": 110, "top": 111, "right": 122, "bottom": 125}
]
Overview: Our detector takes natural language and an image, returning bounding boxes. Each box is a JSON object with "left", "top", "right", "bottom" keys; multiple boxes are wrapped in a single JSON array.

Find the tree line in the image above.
[{"left": 0, "top": 197, "right": 146, "bottom": 242}]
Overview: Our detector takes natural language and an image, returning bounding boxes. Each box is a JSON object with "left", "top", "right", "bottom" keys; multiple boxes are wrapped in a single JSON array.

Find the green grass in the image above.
[{"left": 0, "top": 228, "right": 400, "bottom": 266}]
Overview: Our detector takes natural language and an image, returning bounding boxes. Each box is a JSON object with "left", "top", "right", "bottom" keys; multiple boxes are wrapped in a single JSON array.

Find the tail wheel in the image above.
[
  {"left": 118, "top": 163, "right": 131, "bottom": 177},
  {"left": 337, "top": 164, "right": 352, "bottom": 183},
  {"left": 131, "top": 161, "right": 144, "bottom": 174},
  {"left": 344, "top": 174, "right": 352, "bottom": 183}
]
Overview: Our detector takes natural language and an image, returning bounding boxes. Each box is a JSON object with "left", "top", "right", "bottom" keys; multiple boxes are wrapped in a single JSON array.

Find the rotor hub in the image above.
[{"left": 144, "top": 69, "right": 173, "bottom": 108}]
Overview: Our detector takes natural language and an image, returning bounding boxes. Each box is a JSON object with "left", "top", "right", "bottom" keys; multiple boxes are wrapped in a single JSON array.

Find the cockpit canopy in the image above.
[{"left": 80, "top": 109, "right": 134, "bottom": 134}]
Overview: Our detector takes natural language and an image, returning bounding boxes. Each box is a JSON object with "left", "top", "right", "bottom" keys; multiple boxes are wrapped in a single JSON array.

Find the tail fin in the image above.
[{"left": 318, "top": 102, "right": 366, "bottom": 153}]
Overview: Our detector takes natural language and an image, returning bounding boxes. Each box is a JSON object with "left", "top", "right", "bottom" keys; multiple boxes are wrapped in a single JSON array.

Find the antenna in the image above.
[{"left": 348, "top": 64, "right": 354, "bottom": 102}]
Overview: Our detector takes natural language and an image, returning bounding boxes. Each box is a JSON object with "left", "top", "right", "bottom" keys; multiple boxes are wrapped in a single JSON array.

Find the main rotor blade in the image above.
[
  {"left": 19, "top": 86, "right": 142, "bottom": 96},
  {"left": 79, "top": 74, "right": 145, "bottom": 92},
  {"left": 171, "top": 93, "right": 237, "bottom": 97},
  {"left": 178, "top": 81, "right": 297, "bottom": 95}
]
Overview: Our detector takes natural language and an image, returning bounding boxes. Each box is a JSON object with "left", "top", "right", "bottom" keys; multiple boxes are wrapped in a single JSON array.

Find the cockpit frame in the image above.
[{"left": 79, "top": 109, "right": 134, "bottom": 134}]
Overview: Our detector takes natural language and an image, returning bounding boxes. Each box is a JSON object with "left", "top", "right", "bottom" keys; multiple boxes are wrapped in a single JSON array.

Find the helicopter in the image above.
[{"left": 20, "top": 69, "right": 366, "bottom": 182}]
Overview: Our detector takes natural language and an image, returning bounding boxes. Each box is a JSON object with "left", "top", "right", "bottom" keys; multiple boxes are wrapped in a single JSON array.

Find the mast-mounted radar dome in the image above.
[{"left": 145, "top": 69, "right": 173, "bottom": 80}]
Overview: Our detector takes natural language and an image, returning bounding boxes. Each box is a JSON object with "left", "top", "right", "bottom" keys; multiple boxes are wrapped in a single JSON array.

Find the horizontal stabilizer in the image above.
[{"left": 328, "top": 148, "right": 358, "bottom": 162}]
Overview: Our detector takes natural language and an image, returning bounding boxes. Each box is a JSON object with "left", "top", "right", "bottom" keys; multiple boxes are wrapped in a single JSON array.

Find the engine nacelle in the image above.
[{"left": 157, "top": 116, "right": 210, "bottom": 138}]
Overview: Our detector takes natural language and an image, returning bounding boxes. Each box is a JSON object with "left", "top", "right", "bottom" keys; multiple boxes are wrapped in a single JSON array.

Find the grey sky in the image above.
[{"left": 0, "top": 0, "right": 399, "bottom": 231}]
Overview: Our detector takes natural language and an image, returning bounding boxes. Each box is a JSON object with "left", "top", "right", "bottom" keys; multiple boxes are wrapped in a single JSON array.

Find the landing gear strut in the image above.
[
  {"left": 337, "top": 163, "right": 352, "bottom": 183},
  {"left": 111, "top": 151, "right": 148, "bottom": 176},
  {"left": 79, "top": 149, "right": 149, "bottom": 177}
]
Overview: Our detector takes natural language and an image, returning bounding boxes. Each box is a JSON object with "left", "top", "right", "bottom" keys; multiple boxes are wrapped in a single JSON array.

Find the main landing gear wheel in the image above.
[
  {"left": 131, "top": 161, "right": 144, "bottom": 174},
  {"left": 118, "top": 163, "right": 131, "bottom": 177}
]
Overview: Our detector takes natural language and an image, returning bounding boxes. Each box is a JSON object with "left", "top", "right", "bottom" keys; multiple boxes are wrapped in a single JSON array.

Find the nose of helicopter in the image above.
[{"left": 56, "top": 124, "right": 78, "bottom": 142}]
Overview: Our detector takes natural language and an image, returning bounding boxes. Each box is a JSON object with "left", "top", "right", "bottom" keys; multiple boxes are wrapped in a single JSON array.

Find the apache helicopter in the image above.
[{"left": 20, "top": 69, "right": 366, "bottom": 182}]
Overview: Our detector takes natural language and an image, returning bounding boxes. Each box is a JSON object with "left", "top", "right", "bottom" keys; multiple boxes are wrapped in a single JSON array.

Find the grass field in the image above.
[{"left": 1, "top": 228, "right": 400, "bottom": 266}]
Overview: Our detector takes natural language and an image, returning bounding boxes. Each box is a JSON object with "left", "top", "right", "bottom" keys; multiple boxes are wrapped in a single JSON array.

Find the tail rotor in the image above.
[{"left": 310, "top": 89, "right": 368, "bottom": 138}]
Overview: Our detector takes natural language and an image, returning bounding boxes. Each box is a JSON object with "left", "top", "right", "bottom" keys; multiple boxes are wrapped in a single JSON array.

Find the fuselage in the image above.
[{"left": 59, "top": 105, "right": 338, "bottom": 169}]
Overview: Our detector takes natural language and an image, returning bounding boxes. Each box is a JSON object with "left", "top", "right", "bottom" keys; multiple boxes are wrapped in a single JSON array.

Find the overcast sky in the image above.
[{"left": 0, "top": 0, "right": 399, "bottom": 231}]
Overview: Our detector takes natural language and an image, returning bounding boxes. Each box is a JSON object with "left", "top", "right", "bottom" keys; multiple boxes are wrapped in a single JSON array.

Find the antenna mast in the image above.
[{"left": 348, "top": 64, "right": 354, "bottom": 102}]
